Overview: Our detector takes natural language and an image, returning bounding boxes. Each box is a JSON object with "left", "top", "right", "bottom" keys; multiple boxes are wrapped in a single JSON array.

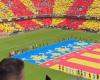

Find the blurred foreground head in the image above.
[{"left": 0, "top": 58, "right": 24, "bottom": 80}]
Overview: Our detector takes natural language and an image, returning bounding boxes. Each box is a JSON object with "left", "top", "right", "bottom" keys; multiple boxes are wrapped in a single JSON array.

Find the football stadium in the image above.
[{"left": 0, "top": 0, "right": 100, "bottom": 80}]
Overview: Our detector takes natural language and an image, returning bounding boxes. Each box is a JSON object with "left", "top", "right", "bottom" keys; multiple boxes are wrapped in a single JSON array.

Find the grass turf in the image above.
[{"left": 0, "top": 29, "right": 100, "bottom": 80}]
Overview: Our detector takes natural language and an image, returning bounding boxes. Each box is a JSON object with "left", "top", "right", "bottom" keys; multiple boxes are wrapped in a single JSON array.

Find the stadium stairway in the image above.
[
  {"left": 58, "top": 0, "right": 94, "bottom": 29},
  {"left": 2, "top": 0, "right": 41, "bottom": 30}
]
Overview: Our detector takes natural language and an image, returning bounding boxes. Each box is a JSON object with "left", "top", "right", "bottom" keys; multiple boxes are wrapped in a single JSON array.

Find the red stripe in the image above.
[
  {"left": 2, "top": 0, "right": 40, "bottom": 29},
  {"left": 58, "top": 0, "right": 94, "bottom": 29},
  {"left": 32, "top": 0, "right": 55, "bottom": 26},
  {"left": 0, "top": 30, "right": 4, "bottom": 32}
]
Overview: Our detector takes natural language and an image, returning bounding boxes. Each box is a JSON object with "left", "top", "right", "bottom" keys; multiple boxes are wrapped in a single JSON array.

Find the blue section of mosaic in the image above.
[{"left": 14, "top": 40, "right": 93, "bottom": 64}]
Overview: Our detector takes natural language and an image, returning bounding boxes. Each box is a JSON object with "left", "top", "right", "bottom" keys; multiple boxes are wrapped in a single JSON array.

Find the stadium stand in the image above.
[
  {"left": 0, "top": 22, "right": 23, "bottom": 32},
  {"left": 57, "top": 0, "right": 94, "bottom": 29},
  {"left": 0, "top": 0, "right": 42, "bottom": 32},
  {"left": 52, "top": 0, "right": 74, "bottom": 25},
  {"left": 80, "top": 0, "right": 100, "bottom": 31},
  {"left": 0, "top": 2, "right": 23, "bottom": 32},
  {"left": 0, "top": 0, "right": 100, "bottom": 32},
  {"left": 32, "top": 0, "right": 55, "bottom": 26},
  {"left": 80, "top": 20, "right": 100, "bottom": 31},
  {"left": 87, "top": 0, "right": 100, "bottom": 17}
]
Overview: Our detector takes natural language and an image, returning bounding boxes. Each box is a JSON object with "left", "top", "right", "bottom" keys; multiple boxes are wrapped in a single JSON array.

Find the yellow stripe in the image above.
[
  {"left": 81, "top": 52, "right": 100, "bottom": 59},
  {"left": 50, "top": 64, "right": 59, "bottom": 70},
  {"left": 21, "top": 0, "right": 38, "bottom": 14},
  {"left": 52, "top": 0, "right": 74, "bottom": 25},
  {"left": 20, "top": 0, "right": 43, "bottom": 25},
  {"left": 67, "top": 58, "right": 100, "bottom": 69},
  {"left": 93, "top": 48, "right": 100, "bottom": 52}
]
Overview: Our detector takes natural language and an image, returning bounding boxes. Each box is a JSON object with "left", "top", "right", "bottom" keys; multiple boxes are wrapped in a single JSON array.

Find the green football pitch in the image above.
[{"left": 0, "top": 29, "right": 100, "bottom": 80}]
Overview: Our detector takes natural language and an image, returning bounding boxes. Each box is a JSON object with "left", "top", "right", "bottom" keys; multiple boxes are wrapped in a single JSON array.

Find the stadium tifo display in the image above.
[
  {"left": 0, "top": 0, "right": 100, "bottom": 80},
  {"left": 14, "top": 40, "right": 100, "bottom": 80},
  {"left": 0, "top": 0, "right": 100, "bottom": 32}
]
